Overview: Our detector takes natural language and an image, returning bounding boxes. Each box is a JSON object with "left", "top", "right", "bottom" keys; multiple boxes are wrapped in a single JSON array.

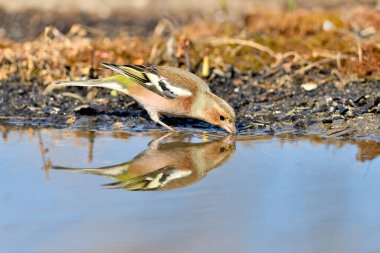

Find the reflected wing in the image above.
[
  {"left": 101, "top": 63, "right": 192, "bottom": 99},
  {"left": 103, "top": 166, "right": 192, "bottom": 191}
]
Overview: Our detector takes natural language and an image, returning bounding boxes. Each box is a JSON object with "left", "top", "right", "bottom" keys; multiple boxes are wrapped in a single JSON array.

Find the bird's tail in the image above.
[
  {"left": 52, "top": 163, "right": 130, "bottom": 177},
  {"left": 53, "top": 75, "right": 129, "bottom": 94},
  {"left": 52, "top": 165, "right": 107, "bottom": 175}
]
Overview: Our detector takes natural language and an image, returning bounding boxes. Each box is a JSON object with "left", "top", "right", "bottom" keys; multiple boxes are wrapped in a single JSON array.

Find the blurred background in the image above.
[
  {"left": 1, "top": 0, "right": 380, "bottom": 12},
  {"left": 1, "top": 0, "right": 380, "bottom": 40}
]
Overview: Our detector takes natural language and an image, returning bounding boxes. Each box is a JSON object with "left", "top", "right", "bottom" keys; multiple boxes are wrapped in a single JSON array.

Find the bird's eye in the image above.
[
  {"left": 219, "top": 147, "right": 226, "bottom": 153},
  {"left": 220, "top": 115, "right": 225, "bottom": 121}
]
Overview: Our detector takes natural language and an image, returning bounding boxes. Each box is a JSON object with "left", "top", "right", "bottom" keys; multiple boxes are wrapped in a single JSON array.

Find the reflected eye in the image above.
[{"left": 220, "top": 115, "right": 225, "bottom": 121}]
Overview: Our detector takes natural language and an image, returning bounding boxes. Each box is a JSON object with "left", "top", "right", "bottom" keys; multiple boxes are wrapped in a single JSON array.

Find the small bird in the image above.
[
  {"left": 54, "top": 63, "right": 237, "bottom": 134},
  {"left": 53, "top": 132, "right": 236, "bottom": 191}
]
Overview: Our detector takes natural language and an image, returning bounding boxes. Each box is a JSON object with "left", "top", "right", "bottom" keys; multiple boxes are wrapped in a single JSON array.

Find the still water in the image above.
[{"left": 0, "top": 125, "right": 380, "bottom": 253}]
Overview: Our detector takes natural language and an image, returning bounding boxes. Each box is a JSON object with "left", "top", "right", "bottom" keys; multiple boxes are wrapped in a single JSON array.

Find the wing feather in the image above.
[{"left": 101, "top": 63, "right": 192, "bottom": 99}]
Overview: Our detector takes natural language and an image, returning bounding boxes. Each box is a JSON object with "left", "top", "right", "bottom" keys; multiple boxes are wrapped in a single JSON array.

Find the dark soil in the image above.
[{"left": 1, "top": 67, "right": 379, "bottom": 139}]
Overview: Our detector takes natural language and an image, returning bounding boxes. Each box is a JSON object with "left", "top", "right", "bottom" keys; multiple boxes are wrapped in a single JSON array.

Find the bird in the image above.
[
  {"left": 54, "top": 63, "right": 237, "bottom": 134},
  {"left": 53, "top": 132, "right": 236, "bottom": 191}
]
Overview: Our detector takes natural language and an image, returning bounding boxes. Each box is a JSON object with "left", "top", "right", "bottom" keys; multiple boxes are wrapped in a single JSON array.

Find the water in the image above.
[{"left": 1, "top": 125, "right": 380, "bottom": 253}]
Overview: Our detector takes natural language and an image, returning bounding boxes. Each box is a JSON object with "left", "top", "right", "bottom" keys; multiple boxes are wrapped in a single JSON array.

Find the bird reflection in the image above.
[{"left": 53, "top": 132, "right": 236, "bottom": 191}]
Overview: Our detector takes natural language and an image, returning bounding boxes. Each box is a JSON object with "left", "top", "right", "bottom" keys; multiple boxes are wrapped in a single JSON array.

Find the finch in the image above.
[
  {"left": 54, "top": 63, "right": 237, "bottom": 134},
  {"left": 53, "top": 132, "right": 236, "bottom": 191}
]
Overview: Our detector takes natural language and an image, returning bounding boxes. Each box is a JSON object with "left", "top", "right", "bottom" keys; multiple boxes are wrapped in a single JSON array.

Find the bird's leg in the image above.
[
  {"left": 148, "top": 111, "right": 175, "bottom": 132},
  {"left": 147, "top": 132, "right": 175, "bottom": 150}
]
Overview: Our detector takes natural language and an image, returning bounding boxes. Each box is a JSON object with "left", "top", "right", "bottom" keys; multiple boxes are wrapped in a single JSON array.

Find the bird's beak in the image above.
[{"left": 222, "top": 122, "right": 237, "bottom": 134}]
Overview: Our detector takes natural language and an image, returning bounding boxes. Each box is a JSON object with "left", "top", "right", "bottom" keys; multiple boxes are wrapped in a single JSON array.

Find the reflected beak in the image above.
[
  {"left": 222, "top": 122, "right": 237, "bottom": 134},
  {"left": 223, "top": 134, "right": 237, "bottom": 144}
]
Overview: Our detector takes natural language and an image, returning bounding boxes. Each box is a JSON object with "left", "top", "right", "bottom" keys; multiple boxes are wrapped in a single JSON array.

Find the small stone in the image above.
[
  {"left": 336, "top": 105, "right": 348, "bottom": 115},
  {"left": 301, "top": 82, "right": 318, "bottom": 91},
  {"left": 265, "top": 125, "right": 275, "bottom": 133},
  {"left": 327, "top": 126, "right": 352, "bottom": 137},
  {"left": 322, "top": 119, "right": 333, "bottom": 124},
  {"left": 346, "top": 110, "right": 354, "bottom": 118},
  {"left": 44, "top": 106, "right": 60, "bottom": 115},
  {"left": 348, "top": 99, "right": 356, "bottom": 107},
  {"left": 113, "top": 122, "right": 124, "bottom": 128},
  {"left": 27, "top": 106, "right": 38, "bottom": 112},
  {"left": 66, "top": 115, "right": 77, "bottom": 125},
  {"left": 322, "top": 20, "right": 335, "bottom": 31},
  {"left": 294, "top": 119, "right": 308, "bottom": 129},
  {"left": 353, "top": 94, "right": 366, "bottom": 105}
]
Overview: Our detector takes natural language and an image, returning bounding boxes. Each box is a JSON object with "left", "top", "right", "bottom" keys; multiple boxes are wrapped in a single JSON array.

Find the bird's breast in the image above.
[{"left": 128, "top": 84, "right": 193, "bottom": 116}]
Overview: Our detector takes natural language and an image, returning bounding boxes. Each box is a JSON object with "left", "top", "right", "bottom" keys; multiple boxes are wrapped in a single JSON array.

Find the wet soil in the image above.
[
  {"left": 0, "top": 8, "right": 379, "bottom": 140},
  {"left": 1, "top": 68, "right": 379, "bottom": 139}
]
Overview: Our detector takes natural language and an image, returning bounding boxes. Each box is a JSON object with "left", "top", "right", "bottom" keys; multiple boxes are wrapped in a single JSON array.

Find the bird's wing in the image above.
[
  {"left": 103, "top": 165, "right": 192, "bottom": 191},
  {"left": 156, "top": 65, "right": 211, "bottom": 93},
  {"left": 101, "top": 63, "right": 193, "bottom": 99}
]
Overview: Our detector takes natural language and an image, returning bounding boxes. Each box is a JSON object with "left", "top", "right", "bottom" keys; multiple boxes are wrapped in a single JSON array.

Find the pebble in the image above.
[
  {"left": 301, "top": 82, "right": 318, "bottom": 91},
  {"left": 44, "top": 106, "right": 60, "bottom": 115},
  {"left": 337, "top": 105, "right": 348, "bottom": 115},
  {"left": 353, "top": 94, "right": 366, "bottom": 105},
  {"left": 322, "top": 119, "right": 333, "bottom": 124},
  {"left": 346, "top": 110, "right": 354, "bottom": 118}
]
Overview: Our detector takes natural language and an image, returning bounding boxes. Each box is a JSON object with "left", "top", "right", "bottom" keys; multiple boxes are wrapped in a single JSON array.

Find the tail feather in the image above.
[
  {"left": 54, "top": 79, "right": 103, "bottom": 87},
  {"left": 53, "top": 77, "right": 128, "bottom": 94},
  {"left": 52, "top": 163, "right": 130, "bottom": 177}
]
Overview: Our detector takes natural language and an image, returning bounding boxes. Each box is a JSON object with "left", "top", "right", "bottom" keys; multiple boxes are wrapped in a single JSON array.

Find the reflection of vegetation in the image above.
[
  {"left": 239, "top": 133, "right": 380, "bottom": 162},
  {"left": 37, "top": 129, "right": 52, "bottom": 179},
  {"left": 0, "top": 124, "right": 379, "bottom": 190},
  {"left": 1, "top": 124, "right": 380, "bottom": 163},
  {"left": 53, "top": 132, "right": 236, "bottom": 191},
  {"left": 357, "top": 141, "right": 380, "bottom": 162}
]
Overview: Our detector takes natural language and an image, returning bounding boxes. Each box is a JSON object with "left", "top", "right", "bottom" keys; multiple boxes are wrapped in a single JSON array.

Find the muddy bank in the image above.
[
  {"left": 1, "top": 68, "right": 379, "bottom": 139},
  {"left": 0, "top": 7, "right": 379, "bottom": 140}
]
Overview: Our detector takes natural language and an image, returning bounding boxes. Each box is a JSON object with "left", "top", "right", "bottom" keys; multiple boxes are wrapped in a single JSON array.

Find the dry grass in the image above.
[{"left": 1, "top": 7, "right": 380, "bottom": 86}]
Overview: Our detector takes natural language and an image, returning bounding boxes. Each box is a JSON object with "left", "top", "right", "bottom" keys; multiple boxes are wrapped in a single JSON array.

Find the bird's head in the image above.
[
  {"left": 201, "top": 134, "right": 236, "bottom": 169},
  {"left": 202, "top": 94, "right": 237, "bottom": 134}
]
